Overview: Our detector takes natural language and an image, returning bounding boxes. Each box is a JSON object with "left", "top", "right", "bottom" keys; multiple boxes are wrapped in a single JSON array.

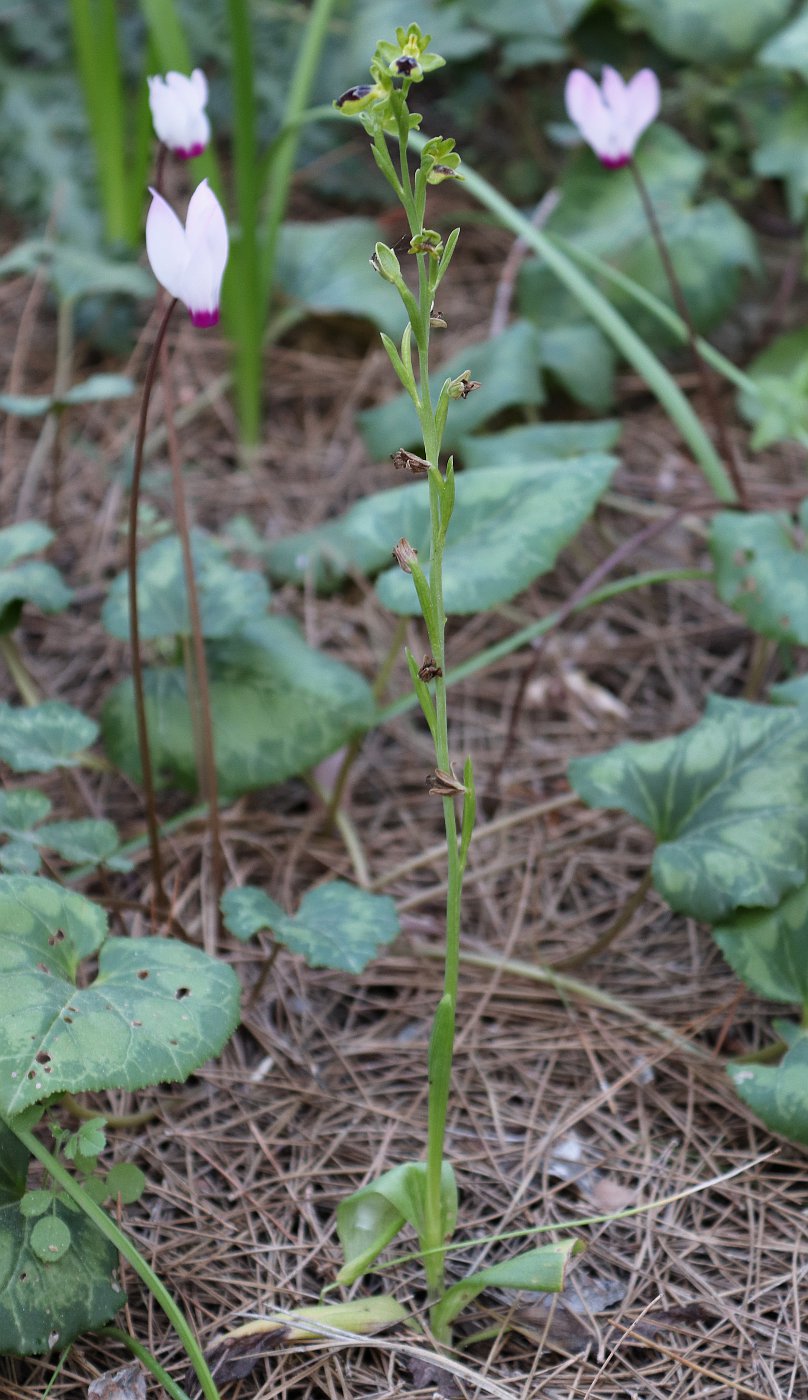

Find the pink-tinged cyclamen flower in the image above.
[
  {"left": 564, "top": 66, "right": 660, "bottom": 169},
  {"left": 147, "top": 69, "right": 210, "bottom": 159},
  {"left": 145, "top": 180, "right": 228, "bottom": 327}
]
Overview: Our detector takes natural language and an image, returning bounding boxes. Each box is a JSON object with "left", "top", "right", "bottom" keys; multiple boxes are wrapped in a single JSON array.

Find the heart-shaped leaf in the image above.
[
  {"left": 359, "top": 321, "right": 545, "bottom": 457},
  {"left": 569, "top": 696, "right": 808, "bottom": 923},
  {"left": 277, "top": 218, "right": 402, "bottom": 335},
  {"left": 0, "top": 523, "right": 53, "bottom": 568},
  {"left": 0, "top": 521, "right": 72, "bottom": 629},
  {"left": 336, "top": 1160, "right": 457, "bottom": 1286},
  {"left": 728, "top": 1035, "right": 808, "bottom": 1146},
  {"left": 710, "top": 503, "right": 808, "bottom": 645},
  {"left": 713, "top": 880, "right": 808, "bottom": 1004},
  {"left": 0, "top": 701, "right": 98, "bottom": 773},
  {"left": 0, "top": 375, "right": 134, "bottom": 418},
  {"left": 221, "top": 881, "right": 399, "bottom": 971},
  {"left": 0, "top": 876, "right": 240, "bottom": 1117},
  {"left": 737, "top": 325, "right": 808, "bottom": 447},
  {"left": 102, "top": 531, "right": 270, "bottom": 641},
  {"left": 102, "top": 616, "right": 375, "bottom": 797},
  {"left": 431, "top": 1240, "right": 584, "bottom": 1334},
  {"left": 267, "top": 455, "right": 616, "bottom": 614},
  {"left": 459, "top": 420, "right": 620, "bottom": 468},
  {"left": 0, "top": 1119, "right": 122, "bottom": 1355},
  {"left": 621, "top": 0, "right": 792, "bottom": 61}
]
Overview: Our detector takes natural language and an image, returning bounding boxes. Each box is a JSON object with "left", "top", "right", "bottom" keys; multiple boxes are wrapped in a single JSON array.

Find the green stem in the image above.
[
  {"left": 98, "top": 1326, "right": 192, "bottom": 1400},
  {"left": 12, "top": 1124, "right": 220, "bottom": 1400}
]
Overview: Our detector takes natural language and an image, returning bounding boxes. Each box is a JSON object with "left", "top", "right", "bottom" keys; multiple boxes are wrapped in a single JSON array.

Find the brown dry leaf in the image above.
[{"left": 87, "top": 1363, "right": 147, "bottom": 1400}]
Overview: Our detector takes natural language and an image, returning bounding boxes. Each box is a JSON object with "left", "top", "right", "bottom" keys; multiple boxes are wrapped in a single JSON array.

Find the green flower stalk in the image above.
[{"left": 334, "top": 25, "right": 474, "bottom": 1334}]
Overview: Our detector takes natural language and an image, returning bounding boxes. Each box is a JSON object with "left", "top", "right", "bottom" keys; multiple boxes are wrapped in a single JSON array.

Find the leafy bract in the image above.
[
  {"left": 221, "top": 881, "right": 399, "bottom": 972},
  {"left": 713, "top": 881, "right": 808, "bottom": 1005},
  {"left": 376, "top": 455, "right": 617, "bottom": 616},
  {"left": 102, "top": 531, "right": 270, "bottom": 641},
  {"left": 359, "top": 321, "right": 545, "bottom": 457},
  {"left": 0, "top": 1120, "right": 121, "bottom": 1355},
  {"left": 710, "top": 504, "right": 808, "bottom": 645},
  {"left": 276, "top": 219, "right": 402, "bottom": 336},
  {"left": 520, "top": 129, "right": 757, "bottom": 347},
  {"left": 728, "top": 1036, "right": 808, "bottom": 1146},
  {"left": 0, "top": 876, "right": 241, "bottom": 1118},
  {"left": 0, "top": 702, "right": 98, "bottom": 773},
  {"left": 102, "top": 617, "right": 375, "bottom": 797},
  {"left": 431, "top": 1240, "right": 584, "bottom": 1334},
  {"left": 568, "top": 697, "right": 808, "bottom": 923},
  {"left": 336, "top": 1160, "right": 457, "bottom": 1286},
  {"left": 267, "top": 455, "right": 616, "bottom": 614},
  {"left": 459, "top": 420, "right": 620, "bottom": 468},
  {"left": 622, "top": 0, "right": 793, "bottom": 61},
  {"left": 0, "top": 522, "right": 72, "bottom": 630}
]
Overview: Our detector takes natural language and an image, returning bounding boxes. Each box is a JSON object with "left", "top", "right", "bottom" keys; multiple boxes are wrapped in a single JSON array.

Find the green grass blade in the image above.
[{"left": 69, "top": 0, "right": 131, "bottom": 244}]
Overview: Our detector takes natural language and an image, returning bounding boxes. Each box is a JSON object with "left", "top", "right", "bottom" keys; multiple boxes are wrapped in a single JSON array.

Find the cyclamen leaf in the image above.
[
  {"left": 621, "top": 0, "right": 792, "bottom": 62},
  {"left": 0, "top": 701, "right": 98, "bottom": 773},
  {"left": 569, "top": 696, "right": 808, "bottom": 923},
  {"left": 710, "top": 503, "right": 808, "bottom": 645},
  {"left": 0, "top": 1123, "right": 121, "bottom": 1355},
  {"left": 221, "top": 881, "right": 399, "bottom": 972},
  {"left": 459, "top": 420, "right": 621, "bottom": 468},
  {"left": 0, "top": 876, "right": 240, "bottom": 1117},
  {"left": 729, "top": 1035, "right": 808, "bottom": 1146},
  {"left": 713, "top": 881, "right": 808, "bottom": 1005}
]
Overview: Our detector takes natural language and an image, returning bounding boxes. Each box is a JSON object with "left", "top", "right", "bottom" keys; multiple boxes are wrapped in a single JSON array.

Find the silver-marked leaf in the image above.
[
  {"left": 0, "top": 791, "right": 52, "bottom": 835},
  {"left": 622, "top": 0, "right": 793, "bottom": 61},
  {"left": 102, "top": 531, "right": 270, "bottom": 641},
  {"left": 0, "top": 375, "right": 134, "bottom": 418},
  {"left": 431, "top": 1240, "right": 584, "bottom": 1334},
  {"left": 35, "top": 819, "right": 127, "bottom": 869},
  {"left": 337, "top": 1160, "right": 457, "bottom": 1286},
  {"left": 0, "top": 701, "right": 98, "bottom": 773},
  {"left": 30, "top": 1216, "right": 71, "bottom": 1263},
  {"left": 0, "top": 523, "right": 54, "bottom": 569},
  {"left": 265, "top": 483, "right": 427, "bottom": 593},
  {"left": 760, "top": 7, "right": 808, "bottom": 79},
  {"left": 277, "top": 218, "right": 402, "bottom": 336},
  {"left": 376, "top": 455, "right": 616, "bottom": 616},
  {"left": 359, "top": 321, "right": 545, "bottom": 456},
  {"left": 102, "top": 617, "right": 375, "bottom": 797},
  {"left": 0, "top": 521, "right": 71, "bottom": 626},
  {"left": 537, "top": 323, "right": 616, "bottom": 410},
  {"left": 710, "top": 503, "right": 808, "bottom": 644},
  {"left": 0, "top": 876, "right": 241, "bottom": 1117},
  {"left": 0, "top": 1120, "right": 121, "bottom": 1355},
  {"left": 728, "top": 1035, "right": 808, "bottom": 1146},
  {"left": 569, "top": 696, "right": 808, "bottom": 923},
  {"left": 459, "top": 420, "right": 621, "bottom": 468},
  {"left": 713, "top": 881, "right": 808, "bottom": 1004},
  {"left": 223, "top": 881, "right": 399, "bottom": 971}
]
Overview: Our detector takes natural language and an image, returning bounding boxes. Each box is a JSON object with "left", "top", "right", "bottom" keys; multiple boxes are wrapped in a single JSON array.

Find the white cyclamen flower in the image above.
[
  {"left": 564, "top": 66, "right": 660, "bottom": 169},
  {"left": 146, "top": 180, "right": 228, "bottom": 327},
  {"left": 147, "top": 69, "right": 210, "bottom": 159}
]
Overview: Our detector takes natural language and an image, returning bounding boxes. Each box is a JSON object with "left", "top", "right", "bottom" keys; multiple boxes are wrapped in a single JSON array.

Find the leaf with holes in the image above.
[
  {"left": 0, "top": 876, "right": 240, "bottom": 1117},
  {"left": 102, "top": 617, "right": 375, "bottom": 797},
  {"left": 0, "top": 702, "right": 98, "bottom": 773},
  {"left": 0, "top": 1118, "right": 122, "bottom": 1355},
  {"left": 569, "top": 696, "right": 808, "bottom": 923},
  {"left": 728, "top": 1035, "right": 808, "bottom": 1146},
  {"left": 102, "top": 531, "right": 270, "bottom": 642},
  {"left": 713, "top": 881, "right": 808, "bottom": 1005},
  {"left": 359, "top": 321, "right": 545, "bottom": 456},
  {"left": 221, "top": 881, "right": 399, "bottom": 972},
  {"left": 710, "top": 503, "right": 808, "bottom": 645}
]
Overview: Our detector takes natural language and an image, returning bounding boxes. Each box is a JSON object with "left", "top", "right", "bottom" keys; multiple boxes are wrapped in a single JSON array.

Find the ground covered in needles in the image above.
[{"left": 1, "top": 211, "right": 806, "bottom": 1400}]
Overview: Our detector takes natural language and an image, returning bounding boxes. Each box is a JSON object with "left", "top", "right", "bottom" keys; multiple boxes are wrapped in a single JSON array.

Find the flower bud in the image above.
[
  {"left": 447, "top": 370, "right": 481, "bottom": 401},
  {"left": 334, "top": 83, "right": 385, "bottom": 115},
  {"left": 146, "top": 180, "right": 228, "bottom": 327},
  {"left": 147, "top": 69, "right": 210, "bottom": 160},
  {"left": 392, "top": 538, "right": 418, "bottom": 573},
  {"left": 370, "top": 241, "right": 402, "bottom": 284},
  {"left": 408, "top": 228, "right": 443, "bottom": 260}
]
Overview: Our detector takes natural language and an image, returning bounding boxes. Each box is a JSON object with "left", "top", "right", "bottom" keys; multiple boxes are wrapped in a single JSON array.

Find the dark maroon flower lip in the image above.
[
  {"left": 189, "top": 308, "right": 219, "bottom": 328},
  {"left": 599, "top": 153, "right": 630, "bottom": 169},
  {"left": 175, "top": 142, "right": 206, "bottom": 160}
]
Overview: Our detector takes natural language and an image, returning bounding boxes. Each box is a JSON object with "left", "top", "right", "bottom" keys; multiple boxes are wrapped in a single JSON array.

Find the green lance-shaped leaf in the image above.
[
  {"left": 102, "top": 616, "right": 375, "bottom": 797},
  {"left": 0, "top": 701, "right": 98, "bottom": 773},
  {"left": 336, "top": 1159, "right": 458, "bottom": 1287},
  {"left": 728, "top": 1034, "right": 808, "bottom": 1147},
  {"left": 0, "top": 1118, "right": 122, "bottom": 1355},
  {"left": 221, "top": 880, "right": 399, "bottom": 973},
  {"left": 713, "top": 880, "right": 808, "bottom": 1006},
  {"left": 431, "top": 1239, "right": 585, "bottom": 1335},
  {"left": 102, "top": 531, "right": 270, "bottom": 642},
  {"left": 710, "top": 503, "right": 808, "bottom": 645},
  {"left": 569, "top": 696, "right": 808, "bottom": 923},
  {"left": 0, "top": 875, "right": 240, "bottom": 1117}
]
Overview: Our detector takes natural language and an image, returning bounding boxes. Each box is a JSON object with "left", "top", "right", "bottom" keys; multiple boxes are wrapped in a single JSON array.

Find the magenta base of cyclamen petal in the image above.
[
  {"left": 189, "top": 308, "right": 220, "bottom": 328},
  {"left": 175, "top": 143, "right": 206, "bottom": 160},
  {"left": 600, "top": 154, "right": 631, "bottom": 169}
]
